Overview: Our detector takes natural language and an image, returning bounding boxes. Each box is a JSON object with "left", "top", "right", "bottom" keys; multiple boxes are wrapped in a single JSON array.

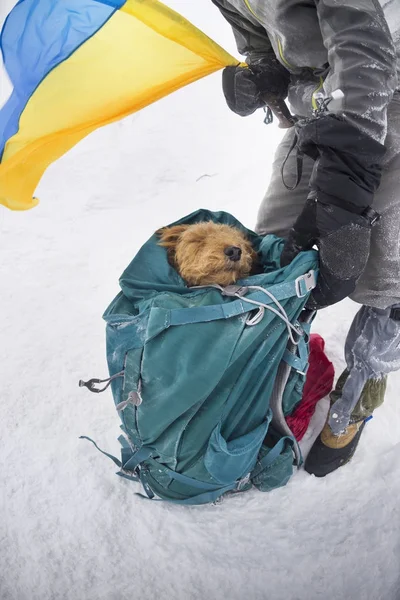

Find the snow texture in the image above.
[{"left": 1, "top": 2, "right": 400, "bottom": 599}]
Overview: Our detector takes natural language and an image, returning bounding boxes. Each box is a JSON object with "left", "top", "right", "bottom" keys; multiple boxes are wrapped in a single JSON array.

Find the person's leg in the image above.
[
  {"left": 255, "top": 128, "right": 313, "bottom": 236},
  {"left": 329, "top": 305, "right": 400, "bottom": 431},
  {"left": 305, "top": 305, "right": 400, "bottom": 476},
  {"left": 350, "top": 93, "right": 400, "bottom": 311},
  {"left": 258, "top": 106, "right": 400, "bottom": 477},
  {"left": 305, "top": 96, "right": 400, "bottom": 476}
]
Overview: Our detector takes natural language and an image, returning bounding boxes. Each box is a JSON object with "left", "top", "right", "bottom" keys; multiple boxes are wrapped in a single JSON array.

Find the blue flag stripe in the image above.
[{"left": 0, "top": 0, "right": 125, "bottom": 159}]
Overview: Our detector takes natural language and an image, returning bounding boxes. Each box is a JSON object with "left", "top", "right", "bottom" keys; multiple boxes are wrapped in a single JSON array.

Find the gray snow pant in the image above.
[{"left": 256, "top": 97, "right": 400, "bottom": 433}]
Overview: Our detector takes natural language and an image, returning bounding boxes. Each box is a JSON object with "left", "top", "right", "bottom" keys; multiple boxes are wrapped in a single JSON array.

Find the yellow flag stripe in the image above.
[{"left": 0, "top": 0, "right": 239, "bottom": 210}]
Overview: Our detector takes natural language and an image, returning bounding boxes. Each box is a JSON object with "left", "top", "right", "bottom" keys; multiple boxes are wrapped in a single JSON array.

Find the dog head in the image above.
[{"left": 157, "top": 221, "right": 258, "bottom": 286}]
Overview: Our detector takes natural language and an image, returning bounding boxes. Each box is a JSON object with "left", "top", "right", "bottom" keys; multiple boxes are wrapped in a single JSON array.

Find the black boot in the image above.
[{"left": 304, "top": 419, "right": 367, "bottom": 477}]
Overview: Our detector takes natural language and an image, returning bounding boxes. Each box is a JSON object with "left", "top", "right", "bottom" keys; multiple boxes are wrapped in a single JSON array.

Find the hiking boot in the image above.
[
  {"left": 304, "top": 369, "right": 387, "bottom": 477},
  {"left": 304, "top": 419, "right": 367, "bottom": 477}
]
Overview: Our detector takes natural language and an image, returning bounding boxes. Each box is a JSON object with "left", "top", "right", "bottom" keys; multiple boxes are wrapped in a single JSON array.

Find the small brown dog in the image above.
[{"left": 157, "top": 221, "right": 258, "bottom": 286}]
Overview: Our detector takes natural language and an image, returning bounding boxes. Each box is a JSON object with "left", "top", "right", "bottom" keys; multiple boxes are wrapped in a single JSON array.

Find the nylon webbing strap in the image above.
[
  {"left": 169, "top": 275, "right": 315, "bottom": 327},
  {"left": 251, "top": 436, "right": 295, "bottom": 478},
  {"left": 79, "top": 436, "right": 122, "bottom": 468},
  {"left": 80, "top": 435, "right": 153, "bottom": 474},
  {"left": 160, "top": 483, "right": 237, "bottom": 505},
  {"left": 133, "top": 461, "right": 243, "bottom": 503},
  {"left": 159, "top": 464, "right": 231, "bottom": 491},
  {"left": 282, "top": 349, "right": 304, "bottom": 372},
  {"left": 297, "top": 335, "right": 309, "bottom": 372},
  {"left": 121, "top": 447, "right": 152, "bottom": 471},
  {"left": 117, "top": 434, "right": 130, "bottom": 449},
  {"left": 282, "top": 336, "right": 309, "bottom": 374},
  {"left": 117, "top": 472, "right": 140, "bottom": 482},
  {"left": 169, "top": 298, "right": 250, "bottom": 326}
]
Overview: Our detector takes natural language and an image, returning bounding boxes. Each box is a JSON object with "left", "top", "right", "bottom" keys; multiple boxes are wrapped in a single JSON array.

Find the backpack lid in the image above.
[{"left": 115, "top": 209, "right": 317, "bottom": 307}]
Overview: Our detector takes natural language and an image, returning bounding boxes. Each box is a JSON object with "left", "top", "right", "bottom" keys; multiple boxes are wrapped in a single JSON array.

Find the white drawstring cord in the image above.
[
  {"left": 231, "top": 285, "right": 302, "bottom": 344},
  {"left": 193, "top": 284, "right": 303, "bottom": 345}
]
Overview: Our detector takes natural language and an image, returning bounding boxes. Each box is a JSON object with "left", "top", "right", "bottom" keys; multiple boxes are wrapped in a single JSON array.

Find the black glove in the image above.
[
  {"left": 281, "top": 115, "right": 385, "bottom": 310},
  {"left": 281, "top": 194, "right": 379, "bottom": 309},
  {"left": 222, "top": 57, "right": 290, "bottom": 117}
]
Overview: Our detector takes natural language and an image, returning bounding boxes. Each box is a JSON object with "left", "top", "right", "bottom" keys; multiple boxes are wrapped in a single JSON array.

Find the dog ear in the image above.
[
  {"left": 156, "top": 225, "right": 189, "bottom": 249},
  {"left": 250, "top": 249, "right": 264, "bottom": 275}
]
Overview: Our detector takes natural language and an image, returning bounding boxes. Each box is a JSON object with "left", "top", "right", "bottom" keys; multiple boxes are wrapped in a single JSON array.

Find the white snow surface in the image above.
[{"left": 1, "top": 2, "right": 400, "bottom": 599}]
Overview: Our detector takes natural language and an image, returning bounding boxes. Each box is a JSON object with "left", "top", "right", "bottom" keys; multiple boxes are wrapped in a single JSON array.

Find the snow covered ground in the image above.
[{"left": 1, "top": 2, "right": 400, "bottom": 599}]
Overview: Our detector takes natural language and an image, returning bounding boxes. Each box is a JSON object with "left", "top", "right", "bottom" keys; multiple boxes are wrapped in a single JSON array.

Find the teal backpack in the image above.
[{"left": 80, "top": 210, "right": 318, "bottom": 505}]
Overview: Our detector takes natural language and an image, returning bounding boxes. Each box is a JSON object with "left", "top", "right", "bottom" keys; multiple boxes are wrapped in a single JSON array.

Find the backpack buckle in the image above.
[
  {"left": 295, "top": 270, "right": 316, "bottom": 298},
  {"left": 235, "top": 473, "right": 251, "bottom": 491},
  {"left": 221, "top": 285, "right": 249, "bottom": 297},
  {"left": 245, "top": 307, "right": 265, "bottom": 326}
]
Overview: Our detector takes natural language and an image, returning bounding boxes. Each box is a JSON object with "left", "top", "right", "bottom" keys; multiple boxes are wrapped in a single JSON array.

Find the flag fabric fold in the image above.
[{"left": 0, "top": 0, "right": 239, "bottom": 210}]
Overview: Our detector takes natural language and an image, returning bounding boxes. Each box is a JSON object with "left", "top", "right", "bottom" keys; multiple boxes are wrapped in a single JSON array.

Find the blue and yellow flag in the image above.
[{"left": 0, "top": 0, "right": 239, "bottom": 210}]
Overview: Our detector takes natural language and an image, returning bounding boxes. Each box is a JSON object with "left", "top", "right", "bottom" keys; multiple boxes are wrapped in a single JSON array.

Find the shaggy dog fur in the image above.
[{"left": 156, "top": 221, "right": 258, "bottom": 286}]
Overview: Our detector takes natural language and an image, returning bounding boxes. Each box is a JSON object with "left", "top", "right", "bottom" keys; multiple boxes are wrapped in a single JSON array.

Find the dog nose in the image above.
[{"left": 224, "top": 246, "right": 242, "bottom": 262}]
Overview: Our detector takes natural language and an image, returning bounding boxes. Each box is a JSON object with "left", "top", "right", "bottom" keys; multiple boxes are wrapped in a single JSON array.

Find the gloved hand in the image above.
[
  {"left": 222, "top": 57, "right": 290, "bottom": 117},
  {"left": 281, "top": 192, "right": 378, "bottom": 309},
  {"left": 280, "top": 114, "right": 385, "bottom": 310}
]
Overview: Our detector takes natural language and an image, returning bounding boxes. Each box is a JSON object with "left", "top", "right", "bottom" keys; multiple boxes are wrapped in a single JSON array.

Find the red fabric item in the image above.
[{"left": 286, "top": 334, "right": 335, "bottom": 441}]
